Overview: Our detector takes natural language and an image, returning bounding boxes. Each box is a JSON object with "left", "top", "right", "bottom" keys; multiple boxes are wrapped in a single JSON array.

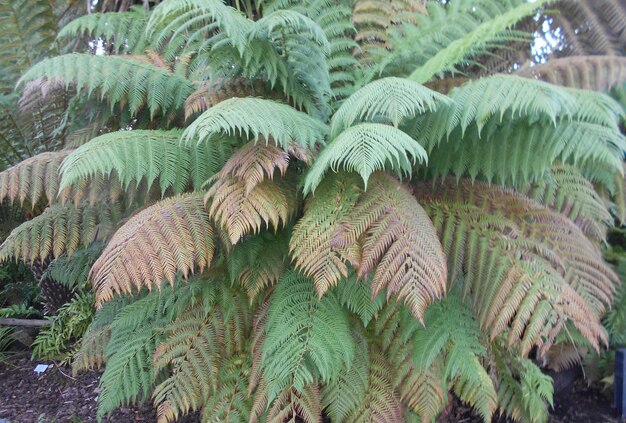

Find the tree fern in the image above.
[
  {"left": 90, "top": 194, "right": 216, "bottom": 305},
  {"left": 259, "top": 271, "right": 354, "bottom": 403},
  {"left": 18, "top": 53, "right": 194, "bottom": 118},
  {"left": 182, "top": 97, "right": 327, "bottom": 150},
  {"left": 250, "top": 382, "right": 323, "bottom": 423}
]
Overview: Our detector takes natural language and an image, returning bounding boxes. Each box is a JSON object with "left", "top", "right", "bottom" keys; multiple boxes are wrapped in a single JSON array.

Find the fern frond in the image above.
[
  {"left": 18, "top": 54, "right": 194, "bottom": 118},
  {"left": 72, "top": 324, "right": 111, "bottom": 373},
  {"left": 332, "top": 173, "right": 447, "bottom": 322},
  {"left": 517, "top": 55, "right": 626, "bottom": 92},
  {"left": 524, "top": 165, "right": 612, "bottom": 241},
  {"left": 290, "top": 173, "right": 363, "bottom": 294},
  {"left": 250, "top": 10, "right": 330, "bottom": 53},
  {"left": 205, "top": 177, "right": 296, "bottom": 245},
  {"left": 330, "top": 77, "right": 450, "bottom": 137},
  {"left": 345, "top": 351, "right": 403, "bottom": 423},
  {"left": 184, "top": 78, "right": 269, "bottom": 120},
  {"left": 0, "top": 150, "right": 71, "bottom": 208},
  {"left": 250, "top": 382, "right": 323, "bottom": 423},
  {"left": 152, "top": 306, "right": 225, "bottom": 423},
  {"left": 322, "top": 331, "right": 370, "bottom": 422},
  {"left": 228, "top": 232, "right": 288, "bottom": 301},
  {"left": 200, "top": 354, "right": 252, "bottom": 423},
  {"left": 0, "top": 0, "right": 58, "bottom": 94},
  {"left": 97, "top": 289, "right": 177, "bottom": 419},
  {"left": 44, "top": 242, "right": 105, "bottom": 291},
  {"left": 0, "top": 203, "right": 121, "bottom": 263},
  {"left": 304, "top": 123, "right": 427, "bottom": 194},
  {"left": 259, "top": 271, "right": 354, "bottom": 403},
  {"left": 57, "top": 8, "right": 149, "bottom": 54},
  {"left": 182, "top": 97, "right": 327, "bottom": 150},
  {"left": 407, "top": 0, "right": 550, "bottom": 83},
  {"left": 59, "top": 130, "right": 233, "bottom": 195},
  {"left": 147, "top": 0, "right": 252, "bottom": 56},
  {"left": 333, "top": 273, "right": 385, "bottom": 326},
  {"left": 90, "top": 194, "right": 216, "bottom": 305}
]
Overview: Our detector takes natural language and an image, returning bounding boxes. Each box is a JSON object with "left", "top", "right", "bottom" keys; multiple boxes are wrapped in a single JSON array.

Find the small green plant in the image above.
[
  {"left": 0, "top": 303, "right": 43, "bottom": 318},
  {"left": 0, "top": 326, "right": 14, "bottom": 362},
  {"left": 32, "top": 293, "right": 94, "bottom": 363}
]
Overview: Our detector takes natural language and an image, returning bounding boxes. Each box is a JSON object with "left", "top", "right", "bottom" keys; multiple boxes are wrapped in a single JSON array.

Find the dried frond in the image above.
[
  {"left": 205, "top": 177, "right": 296, "bottom": 245},
  {"left": 517, "top": 55, "right": 626, "bottom": 92},
  {"left": 184, "top": 78, "right": 269, "bottom": 120},
  {"left": 0, "top": 150, "right": 71, "bottom": 207},
  {"left": 90, "top": 194, "right": 216, "bottom": 305},
  {"left": 332, "top": 173, "right": 447, "bottom": 322},
  {"left": 290, "top": 173, "right": 363, "bottom": 294},
  {"left": 250, "top": 382, "right": 323, "bottom": 423}
]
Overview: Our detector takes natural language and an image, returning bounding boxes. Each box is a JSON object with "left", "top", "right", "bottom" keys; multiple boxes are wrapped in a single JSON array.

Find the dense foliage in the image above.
[{"left": 1, "top": 0, "right": 626, "bottom": 422}]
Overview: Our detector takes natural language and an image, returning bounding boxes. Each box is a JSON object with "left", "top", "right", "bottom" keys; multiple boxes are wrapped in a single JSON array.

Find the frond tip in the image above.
[{"left": 90, "top": 194, "right": 216, "bottom": 305}]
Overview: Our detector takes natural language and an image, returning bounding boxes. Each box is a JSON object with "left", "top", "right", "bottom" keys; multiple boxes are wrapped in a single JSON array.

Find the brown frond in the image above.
[
  {"left": 0, "top": 150, "right": 70, "bottom": 207},
  {"left": 290, "top": 173, "right": 363, "bottom": 295},
  {"left": 18, "top": 78, "right": 67, "bottom": 112},
  {"left": 346, "top": 352, "right": 403, "bottom": 423},
  {"left": 332, "top": 173, "right": 447, "bottom": 322},
  {"left": 205, "top": 178, "right": 296, "bottom": 245},
  {"left": 184, "top": 78, "right": 268, "bottom": 120},
  {"left": 215, "top": 141, "right": 291, "bottom": 194},
  {"left": 517, "top": 55, "right": 626, "bottom": 91},
  {"left": 250, "top": 382, "right": 323, "bottom": 423},
  {"left": 90, "top": 194, "right": 216, "bottom": 305},
  {"left": 424, "top": 76, "right": 471, "bottom": 94},
  {"left": 72, "top": 325, "right": 111, "bottom": 374}
]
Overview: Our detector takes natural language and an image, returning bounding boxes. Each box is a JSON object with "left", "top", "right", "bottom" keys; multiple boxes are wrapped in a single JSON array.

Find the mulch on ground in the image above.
[{"left": 0, "top": 352, "right": 623, "bottom": 422}]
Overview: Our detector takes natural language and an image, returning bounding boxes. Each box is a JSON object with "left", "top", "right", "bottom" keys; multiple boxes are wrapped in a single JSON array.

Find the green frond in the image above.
[
  {"left": 182, "top": 98, "right": 327, "bottom": 150},
  {"left": 0, "top": 202, "right": 121, "bottom": 264},
  {"left": 18, "top": 53, "right": 194, "bottom": 118},
  {"left": 345, "top": 351, "right": 403, "bottom": 423},
  {"left": 304, "top": 123, "right": 427, "bottom": 194},
  {"left": 97, "top": 288, "right": 178, "bottom": 420},
  {"left": 250, "top": 382, "right": 323, "bottom": 423},
  {"left": 147, "top": 0, "right": 252, "bottom": 56},
  {"left": 408, "top": 0, "right": 551, "bottom": 83},
  {"left": 0, "top": 0, "right": 58, "bottom": 93},
  {"left": 250, "top": 10, "right": 330, "bottom": 54},
  {"left": 333, "top": 273, "right": 385, "bottom": 326},
  {"left": 200, "top": 354, "right": 252, "bottom": 423},
  {"left": 60, "top": 130, "right": 233, "bottom": 195},
  {"left": 90, "top": 194, "right": 216, "bottom": 305},
  {"left": 43, "top": 242, "right": 105, "bottom": 291},
  {"left": 322, "top": 330, "right": 370, "bottom": 422},
  {"left": 524, "top": 165, "right": 612, "bottom": 240},
  {"left": 228, "top": 232, "right": 288, "bottom": 301},
  {"left": 152, "top": 306, "right": 224, "bottom": 423},
  {"left": 330, "top": 77, "right": 451, "bottom": 137},
  {"left": 259, "top": 271, "right": 354, "bottom": 403},
  {"left": 495, "top": 344, "right": 553, "bottom": 423},
  {"left": 57, "top": 8, "right": 149, "bottom": 54}
]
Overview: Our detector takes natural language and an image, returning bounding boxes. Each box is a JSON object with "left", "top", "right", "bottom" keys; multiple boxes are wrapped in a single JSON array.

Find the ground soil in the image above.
[{"left": 0, "top": 352, "right": 623, "bottom": 422}]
